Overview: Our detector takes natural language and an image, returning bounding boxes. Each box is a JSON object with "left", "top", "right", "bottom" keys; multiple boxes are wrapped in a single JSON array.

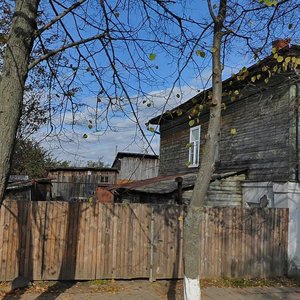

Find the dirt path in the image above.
[
  {"left": 1, "top": 279, "right": 300, "bottom": 300},
  {"left": 0, "top": 280, "right": 183, "bottom": 300}
]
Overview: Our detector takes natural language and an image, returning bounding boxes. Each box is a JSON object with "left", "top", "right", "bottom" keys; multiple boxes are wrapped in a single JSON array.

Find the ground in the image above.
[{"left": 0, "top": 278, "right": 299, "bottom": 299}]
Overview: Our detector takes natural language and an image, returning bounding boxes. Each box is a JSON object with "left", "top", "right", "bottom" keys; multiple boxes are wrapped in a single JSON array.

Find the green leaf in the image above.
[
  {"left": 230, "top": 128, "right": 237, "bottom": 135},
  {"left": 288, "top": 23, "right": 293, "bottom": 30},
  {"left": 114, "top": 12, "right": 120, "bottom": 18},
  {"left": 285, "top": 57, "right": 291, "bottom": 63},
  {"left": 259, "top": 0, "right": 278, "bottom": 7},
  {"left": 188, "top": 120, "right": 195, "bottom": 127},
  {"left": 196, "top": 50, "right": 206, "bottom": 58},
  {"left": 149, "top": 53, "right": 156, "bottom": 61},
  {"left": 176, "top": 109, "right": 183, "bottom": 116},
  {"left": 277, "top": 56, "right": 284, "bottom": 63},
  {"left": 185, "top": 161, "right": 191, "bottom": 167},
  {"left": 82, "top": 134, "right": 88, "bottom": 139},
  {"left": 176, "top": 94, "right": 181, "bottom": 98},
  {"left": 149, "top": 127, "right": 155, "bottom": 132}
]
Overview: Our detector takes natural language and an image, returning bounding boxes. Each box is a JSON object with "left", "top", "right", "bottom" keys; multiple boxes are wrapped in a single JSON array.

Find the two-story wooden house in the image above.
[{"left": 148, "top": 43, "right": 300, "bottom": 274}]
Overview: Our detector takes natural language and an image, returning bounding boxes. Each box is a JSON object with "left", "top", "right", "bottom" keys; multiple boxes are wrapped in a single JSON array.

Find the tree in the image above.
[
  {"left": 11, "top": 138, "right": 70, "bottom": 178},
  {"left": 1, "top": 1, "right": 300, "bottom": 299},
  {"left": 86, "top": 158, "right": 109, "bottom": 168},
  {"left": 183, "top": 1, "right": 300, "bottom": 297},
  {"left": 183, "top": 2, "right": 226, "bottom": 298}
]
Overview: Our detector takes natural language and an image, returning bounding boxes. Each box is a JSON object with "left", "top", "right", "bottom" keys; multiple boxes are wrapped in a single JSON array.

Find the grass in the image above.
[
  {"left": 88, "top": 279, "right": 108, "bottom": 286},
  {"left": 201, "top": 277, "right": 300, "bottom": 288}
]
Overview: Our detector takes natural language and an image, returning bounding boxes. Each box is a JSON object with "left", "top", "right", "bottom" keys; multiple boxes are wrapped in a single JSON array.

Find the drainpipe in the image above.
[{"left": 175, "top": 177, "right": 183, "bottom": 204}]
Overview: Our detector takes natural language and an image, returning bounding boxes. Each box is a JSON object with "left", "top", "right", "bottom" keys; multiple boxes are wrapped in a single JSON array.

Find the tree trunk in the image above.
[
  {"left": 0, "top": 0, "right": 40, "bottom": 204},
  {"left": 183, "top": 1, "right": 227, "bottom": 299}
]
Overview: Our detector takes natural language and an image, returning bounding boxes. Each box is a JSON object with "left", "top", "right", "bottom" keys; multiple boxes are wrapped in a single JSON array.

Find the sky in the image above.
[
  {"left": 31, "top": 0, "right": 300, "bottom": 166},
  {"left": 39, "top": 85, "right": 200, "bottom": 165}
]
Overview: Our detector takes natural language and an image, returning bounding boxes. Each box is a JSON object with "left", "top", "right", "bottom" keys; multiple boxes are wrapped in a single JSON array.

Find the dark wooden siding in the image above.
[
  {"left": 159, "top": 77, "right": 297, "bottom": 181},
  {"left": 220, "top": 82, "right": 292, "bottom": 181},
  {"left": 159, "top": 120, "right": 191, "bottom": 175}
]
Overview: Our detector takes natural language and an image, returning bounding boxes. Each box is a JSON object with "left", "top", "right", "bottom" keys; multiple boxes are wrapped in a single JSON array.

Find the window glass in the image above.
[{"left": 189, "top": 125, "right": 200, "bottom": 167}]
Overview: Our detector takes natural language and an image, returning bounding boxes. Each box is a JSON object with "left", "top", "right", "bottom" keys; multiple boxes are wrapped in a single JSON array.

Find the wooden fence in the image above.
[{"left": 0, "top": 201, "right": 288, "bottom": 281}]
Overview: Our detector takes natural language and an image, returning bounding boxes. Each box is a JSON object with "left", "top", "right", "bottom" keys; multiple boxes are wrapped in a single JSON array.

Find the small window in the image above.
[
  {"left": 100, "top": 176, "right": 109, "bottom": 183},
  {"left": 188, "top": 125, "right": 201, "bottom": 167}
]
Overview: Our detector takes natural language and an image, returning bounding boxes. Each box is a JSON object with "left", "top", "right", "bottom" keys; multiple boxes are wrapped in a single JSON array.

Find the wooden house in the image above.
[
  {"left": 112, "top": 152, "right": 159, "bottom": 183},
  {"left": 148, "top": 42, "right": 300, "bottom": 274},
  {"left": 149, "top": 44, "right": 300, "bottom": 200},
  {"left": 48, "top": 167, "right": 118, "bottom": 201}
]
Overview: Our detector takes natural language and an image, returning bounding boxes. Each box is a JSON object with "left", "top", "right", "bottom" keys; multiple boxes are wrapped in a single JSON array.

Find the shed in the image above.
[
  {"left": 4, "top": 178, "right": 52, "bottom": 201},
  {"left": 48, "top": 167, "right": 118, "bottom": 201},
  {"left": 111, "top": 170, "right": 246, "bottom": 205},
  {"left": 112, "top": 152, "right": 159, "bottom": 183}
]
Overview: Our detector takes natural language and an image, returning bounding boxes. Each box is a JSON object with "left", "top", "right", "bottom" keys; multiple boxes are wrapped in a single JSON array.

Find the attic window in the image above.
[
  {"left": 188, "top": 125, "right": 201, "bottom": 167},
  {"left": 100, "top": 176, "right": 109, "bottom": 183}
]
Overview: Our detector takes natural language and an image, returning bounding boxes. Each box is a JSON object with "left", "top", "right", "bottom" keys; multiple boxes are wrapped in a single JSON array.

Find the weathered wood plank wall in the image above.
[
  {"left": 158, "top": 78, "right": 294, "bottom": 182},
  {"left": 49, "top": 169, "right": 118, "bottom": 200},
  {"left": 117, "top": 156, "right": 159, "bottom": 182},
  {"left": 0, "top": 201, "right": 288, "bottom": 281}
]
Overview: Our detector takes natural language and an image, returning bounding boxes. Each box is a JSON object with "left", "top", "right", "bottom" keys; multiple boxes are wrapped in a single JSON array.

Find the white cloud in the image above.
[{"left": 37, "top": 84, "right": 198, "bottom": 165}]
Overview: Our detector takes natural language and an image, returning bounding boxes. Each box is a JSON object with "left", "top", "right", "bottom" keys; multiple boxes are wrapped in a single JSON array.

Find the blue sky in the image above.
[{"left": 32, "top": 0, "right": 300, "bottom": 165}]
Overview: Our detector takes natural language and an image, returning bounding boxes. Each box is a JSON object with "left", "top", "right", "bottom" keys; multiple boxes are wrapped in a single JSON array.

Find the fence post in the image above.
[{"left": 149, "top": 206, "right": 155, "bottom": 282}]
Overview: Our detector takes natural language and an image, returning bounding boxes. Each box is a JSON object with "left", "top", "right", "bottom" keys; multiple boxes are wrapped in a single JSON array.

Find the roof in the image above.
[
  {"left": 112, "top": 152, "right": 159, "bottom": 168},
  {"left": 110, "top": 170, "right": 246, "bottom": 195},
  {"left": 48, "top": 167, "right": 118, "bottom": 173},
  {"left": 6, "top": 178, "right": 52, "bottom": 191},
  {"left": 149, "top": 44, "right": 300, "bottom": 125}
]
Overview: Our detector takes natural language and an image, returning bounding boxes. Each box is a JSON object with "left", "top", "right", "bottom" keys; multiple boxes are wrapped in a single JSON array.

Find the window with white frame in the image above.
[{"left": 188, "top": 125, "right": 201, "bottom": 167}]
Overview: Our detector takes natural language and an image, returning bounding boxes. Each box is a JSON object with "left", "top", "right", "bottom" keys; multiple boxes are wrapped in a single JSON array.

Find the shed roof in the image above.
[
  {"left": 112, "top": 152, "right": 159, "bottom": 168},
  {"left": 149, "top": 44, "right": 300, "bottom": 125},
  {"left": 110, "top": 170, "right": 246, "bottom": 195},
  {"left": 48, "top": 167, "right": 118, "bottom": 173},
  {"left": 6, "top": 178, "right": 52, "bottom": 191}
]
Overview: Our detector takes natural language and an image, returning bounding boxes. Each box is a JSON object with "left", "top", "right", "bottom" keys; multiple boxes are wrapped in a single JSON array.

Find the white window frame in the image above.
[{"left": 188, "top": 125, "right": 201, "bottom": 167}]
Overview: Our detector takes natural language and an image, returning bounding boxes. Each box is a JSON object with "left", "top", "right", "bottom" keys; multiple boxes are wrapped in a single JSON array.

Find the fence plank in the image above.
[{"left": 0, "top": 202, "right": 289, "bottom": 281}]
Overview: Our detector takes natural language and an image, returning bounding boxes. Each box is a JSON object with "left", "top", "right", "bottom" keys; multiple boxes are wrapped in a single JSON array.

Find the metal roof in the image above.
[
  {"left": 48, "top": 167, "right": 118, "bottom": 172},
  {"left": 111, "top": 170, "right": 246, "bottom": 195}
]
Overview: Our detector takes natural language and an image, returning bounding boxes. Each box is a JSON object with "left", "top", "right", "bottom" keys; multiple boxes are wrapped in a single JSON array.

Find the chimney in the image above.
[{"left": 272, "top": 38, "right": 291, "bottom": 51}]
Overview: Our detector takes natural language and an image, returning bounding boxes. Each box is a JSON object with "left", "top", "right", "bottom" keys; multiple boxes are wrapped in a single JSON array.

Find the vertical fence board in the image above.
[{"left": 0, "top": 202, "right": 289, "bottom": 281}]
